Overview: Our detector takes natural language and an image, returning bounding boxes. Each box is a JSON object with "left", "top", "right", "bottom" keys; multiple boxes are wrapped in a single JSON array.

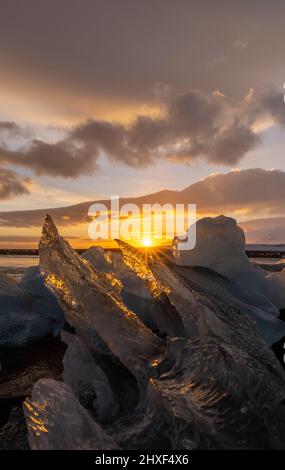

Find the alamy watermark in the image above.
[{"left": 88, "top": 196, "right": 196, "bottom": 250}]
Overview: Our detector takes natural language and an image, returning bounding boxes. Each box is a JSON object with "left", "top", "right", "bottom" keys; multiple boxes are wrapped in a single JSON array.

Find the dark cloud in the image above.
[
  {"left": 207, "top": 125, "right": 258, "bottom": 164},
  {"left": 72, "top": 116, "right": 169, "bottom": 167},
  {"left": 0, "top": 88, "right": 284, "bottom": 177},
  {"left": 70, "top": 91, "right": 259, "bottom": 167},
  {"left": 71, "top": 120, "right": 142, "bottom": 166},
  {"left": 168, "top": 91, "right": 221, "bottom": 136},
  {"left": 0, "top": 140, "right": 98, "bottom": 178},
  {"left": 0, "top": 168, "right": 30, "bottom": 199},
  {"left": 127, "top": 116, "right": 168, "bottom": 158},
  {"left": 0, "top": 122, "right": 19, "bottom": 132},
  {"left": 260, "top": 91, "right": 285, "bottom": 126},
  {"left": 0, "top": 121, "right": 24, "bottom": 138}
]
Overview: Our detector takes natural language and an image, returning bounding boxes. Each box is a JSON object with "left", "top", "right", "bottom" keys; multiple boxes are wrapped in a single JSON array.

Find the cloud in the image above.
[
  {"left": 207, "top": 125, "right": 258, "bottom": 165},
  {"left": 260, "top": 91, "right": 285, "bottom": 126},
  {"left": 0, "top": 121, "right": 20, "bottom": 133},
  {"left": 0, "top": 121, "right": 25, "bottom": 138},
  {"left": 0, "top": 139, "right": 98, "bottom": 178},
  {"left": 0, "top": 88, "right": 284, "bottom": 178},
  {"left": 240, "top": 217, "right": 285, "bottom": 244},
  {"left": 180, "top": 168, "right": 285, "bottom": 216},
  {"left": 71, "top": 120, "right": 144, "bottom": 167},
  {"left": 70, "top": 90, "right": 259, "bottom": 168},
  {"left": 1, "top": 168, "right": 285, "bottom": 228},
  {"left": 0, "top": 168, "right": 30, "bottom": 199},
  {"left": 0, "top": 1, "right": 284, "bottom": 120}
]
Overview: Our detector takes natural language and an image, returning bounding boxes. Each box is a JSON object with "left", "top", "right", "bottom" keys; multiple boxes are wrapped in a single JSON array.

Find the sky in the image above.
[{"left": 0, "top": 0, "right": 285, "bottom": 246}]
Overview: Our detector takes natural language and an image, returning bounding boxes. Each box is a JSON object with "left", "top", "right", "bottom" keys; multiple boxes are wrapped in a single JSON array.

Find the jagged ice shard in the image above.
[
  {"left": 39, "top": 215, "right": 163, "bottom": 389},
  {"left": 24, "top": 216, "right": 285, "bottom": 450},
  {"left": 23, "top": 379, "right": 118, "bottom": 450}
]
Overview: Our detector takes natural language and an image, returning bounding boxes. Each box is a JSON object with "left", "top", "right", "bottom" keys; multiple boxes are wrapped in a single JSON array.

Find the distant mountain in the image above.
[
  {"left": 0, "top": 186, "right": 284, "bottom": 247},
  {"left": 0, "top": 189, "right": 180, "bottom": 228}
]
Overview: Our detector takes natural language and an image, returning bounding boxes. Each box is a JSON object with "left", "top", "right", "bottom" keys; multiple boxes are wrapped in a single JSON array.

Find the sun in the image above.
[{"left": 142, "top": 238, "right": 152, "bottom": 247}]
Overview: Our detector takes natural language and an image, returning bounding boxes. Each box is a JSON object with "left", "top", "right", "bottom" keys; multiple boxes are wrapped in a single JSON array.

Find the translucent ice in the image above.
[
  {"left": 61, "top": 331, "right": 118, "bottom": 423},
  {"left": 172, "top": 215, "right": 285, "bottom": 343},
  {"left": 0, "top": 272, "right": 62, "bottom": 347},
  {"left": 39, "top": 215, "right": 163, "bottom": 389},
  {"left": 23, "top": 379, "right": 118, "bottom": 450}
]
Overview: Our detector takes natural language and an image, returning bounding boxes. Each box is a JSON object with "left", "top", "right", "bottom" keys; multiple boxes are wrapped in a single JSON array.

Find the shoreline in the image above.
[{"left": 0, "top": 247, "right": 285, "bottom": 258}]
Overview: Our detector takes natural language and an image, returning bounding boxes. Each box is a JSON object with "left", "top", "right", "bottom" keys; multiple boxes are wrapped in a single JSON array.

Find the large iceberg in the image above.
[
  {"left": 173, "top": 215, "right": 285, "bottom": 344},
  {"left": 174, "top": 215, "right": 250, "bottom": 278}
]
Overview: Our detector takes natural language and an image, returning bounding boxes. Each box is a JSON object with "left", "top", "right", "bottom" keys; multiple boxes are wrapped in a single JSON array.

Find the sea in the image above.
[
  {"left": 0, "top": 255, "right": 39, "bottom": 268},
  {"left": 0, "top": 254, "right": 284, "bottom": 267}
]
